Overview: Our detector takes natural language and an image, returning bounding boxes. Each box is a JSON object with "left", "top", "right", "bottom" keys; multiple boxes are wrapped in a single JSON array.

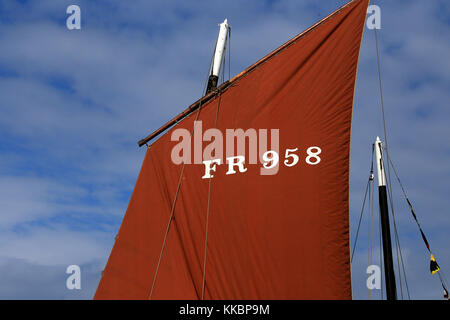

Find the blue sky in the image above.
[{"left": 0, "top": 0, "right": 449, "bottom": 299}]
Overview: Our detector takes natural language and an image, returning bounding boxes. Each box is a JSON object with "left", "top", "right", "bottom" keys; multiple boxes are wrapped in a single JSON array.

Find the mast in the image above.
[
  {"left": 374, "top": 136, "right": 397, "bottom": 300},
  {"left": 206, "top": 19, "right": 230, "bottom": 94}
]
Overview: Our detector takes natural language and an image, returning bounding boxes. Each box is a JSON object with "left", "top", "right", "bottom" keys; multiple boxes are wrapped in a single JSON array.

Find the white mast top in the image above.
[
  {"left": 211, "top": 19, "right": 230, "bottom": 78},
  {"left": 375, "top": 136, "right": 386, "bottom": 187}
]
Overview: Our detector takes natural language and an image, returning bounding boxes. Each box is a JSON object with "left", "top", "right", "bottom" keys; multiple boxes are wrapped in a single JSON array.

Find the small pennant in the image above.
[{"left": 430, "top": 253, "right": 440, "bottom": 275}]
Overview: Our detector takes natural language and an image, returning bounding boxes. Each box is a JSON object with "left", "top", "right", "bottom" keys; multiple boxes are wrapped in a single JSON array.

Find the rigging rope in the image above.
[
  {"left": 368, "top": 167, "right": 374, "bottom": 299},
  {"left": 148, "top": 103, "right": 204, "bottom": 300},
  {"left": 387, "top": 153, "right": 449, "bottom": 296},
  {"left": 228, "top": 27, "right": 231, "bottom": 81},
  {"left": 149, "top": 44, "right": 221, "bottom": 299},
  {"left": 383, "top": 160, "right": 411, "bottom": 300},
  {"left": 378, "top": 201, "right": 384, "bottom": 300},
  {"left": 201, "top": 91, "right": 223, "bottom": 300},
  {"left": 374, "top": 24, "right": 445, "bottom": 298},
  {"left": 351, "top": 145, "right": 375, "bottom": 263},
  {"left": 374, "top": 22, "right": 411, "bottom": 300},
  {"left": 201, "top": 30, "right": 230, "bottom": 299},
  {"left": 351, "top": 179, "right": 369, "bottom": 263}
]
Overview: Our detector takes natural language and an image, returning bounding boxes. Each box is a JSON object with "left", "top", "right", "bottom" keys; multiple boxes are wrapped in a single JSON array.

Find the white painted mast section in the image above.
[
  {"left": 375, "top": 136, "right": 386, "bottom": 187},
  {"left": 211, "top": 19, "right": 230, "bottom": 77}
]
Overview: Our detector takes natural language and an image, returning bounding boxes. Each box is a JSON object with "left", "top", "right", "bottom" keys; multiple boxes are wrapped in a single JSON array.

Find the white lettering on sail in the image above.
[
  {"left": 226, "top": 156, "right": 247, "bottom": 175},
  {"left": 305, "top": 146, "right": 322, "bottom": 165},
  {"left": 172, "top": 121, "right": 321, "bottom": 178},
  {"left": 202, "top": 159, "right": 221, "bottom": 179},
  {"left": 259, "top": 129, "right": 279, "bottom": 175},
  {"left": 201, "top": 146, "right": 321, "bottom": 179},
  {"left": 284, "top": 148, "right": 299, "bottom": 167},
  {"left": 262, "top": 151, "right": 279, "bottom": 169}
]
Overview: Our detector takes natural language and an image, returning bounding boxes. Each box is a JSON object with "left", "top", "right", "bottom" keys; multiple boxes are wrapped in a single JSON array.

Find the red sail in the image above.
[{"left": 95, "top": 0, "right": 369, "bottom": 300}]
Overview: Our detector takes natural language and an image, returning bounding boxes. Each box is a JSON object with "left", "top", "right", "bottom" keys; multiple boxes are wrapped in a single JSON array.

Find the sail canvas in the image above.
[{"left": 95, "top": 0, "right": 370, "bottom": 300}]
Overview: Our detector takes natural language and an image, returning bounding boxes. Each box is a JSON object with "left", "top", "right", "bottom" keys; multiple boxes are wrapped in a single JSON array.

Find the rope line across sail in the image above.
[
  {"left": 201, "top": 92, "right": 223, "bottom": 300},
  {"left": 148, "top": 37, "right": 229, "bottom": 299},
  {"left": 148, "top": 99, "right": 206, "bottom": 300}
]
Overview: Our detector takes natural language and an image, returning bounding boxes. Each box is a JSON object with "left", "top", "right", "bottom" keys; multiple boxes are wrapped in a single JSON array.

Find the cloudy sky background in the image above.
[{"left": 0, "top": 0, "right": 448, "bottom": 299}]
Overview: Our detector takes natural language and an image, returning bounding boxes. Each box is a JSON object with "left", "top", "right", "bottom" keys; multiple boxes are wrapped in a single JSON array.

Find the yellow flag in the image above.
[{"left": 430, "top": 253, "right": 440, "bottom": 274}]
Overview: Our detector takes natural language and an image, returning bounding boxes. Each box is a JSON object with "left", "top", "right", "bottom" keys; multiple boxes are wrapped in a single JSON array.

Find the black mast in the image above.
[{"left": 375, "top": 137, "right": 397, "bottom": 300}]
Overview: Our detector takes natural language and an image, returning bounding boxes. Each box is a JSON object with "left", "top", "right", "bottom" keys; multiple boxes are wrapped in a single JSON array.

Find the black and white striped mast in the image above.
[
  {"left": 206, "top": 19, "right": 230, "bottom": 94},
  {"left": 375, "top": 136, "right": 397, "bottom": 300}
]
